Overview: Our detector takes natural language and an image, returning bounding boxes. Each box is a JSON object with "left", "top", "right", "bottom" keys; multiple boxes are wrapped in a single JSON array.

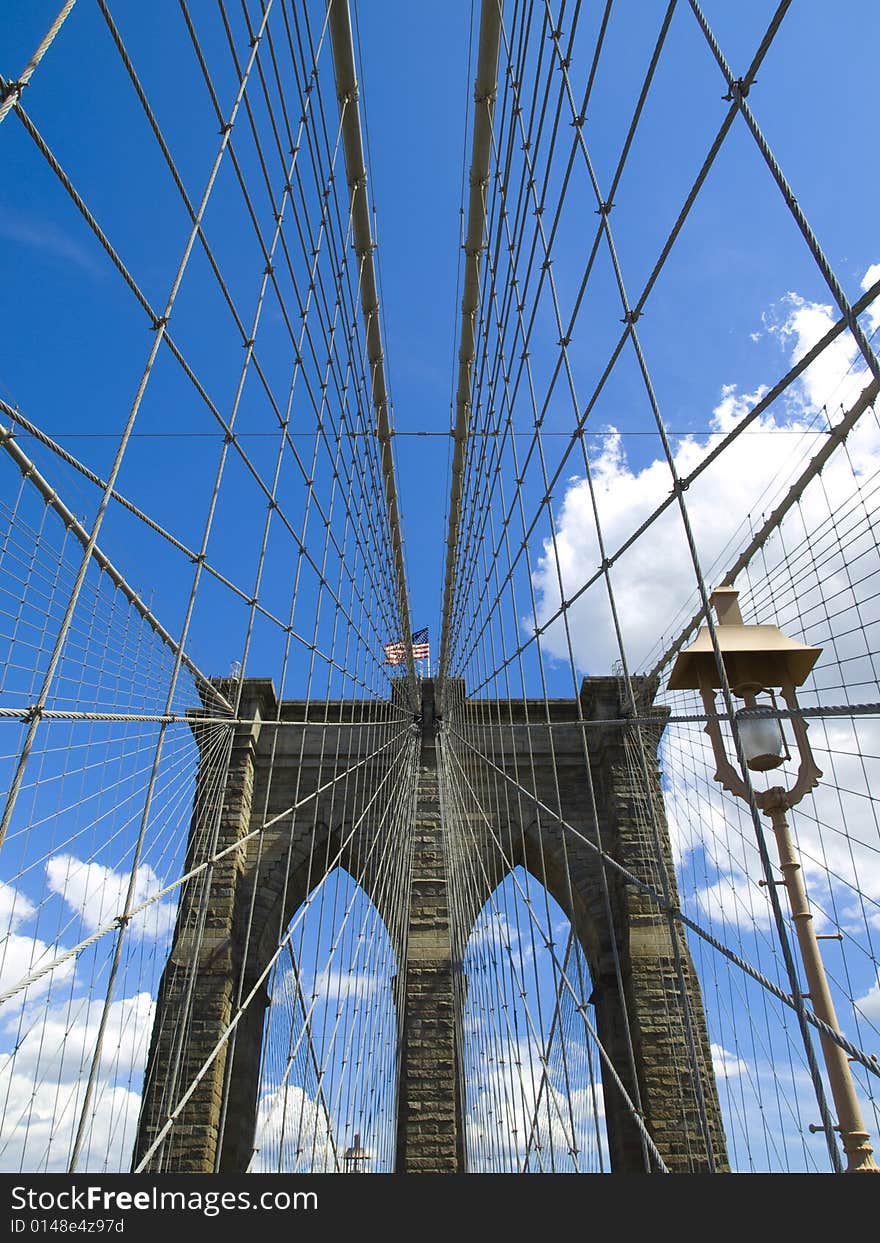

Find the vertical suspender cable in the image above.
[
  {"left": 328, "top": 0, "right": 417, "bottom": 707},
  {"left": 437, "top": 0, "right": 502, "bottom": 707}
]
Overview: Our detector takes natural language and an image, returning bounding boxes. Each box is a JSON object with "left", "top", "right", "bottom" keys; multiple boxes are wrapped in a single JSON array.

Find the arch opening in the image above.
[
  {"left": 459, "top": 866, "right": 609, "bottom": 1173},
  {"left": 248, "top": 866, "right": 401, "bottom": 1173}
]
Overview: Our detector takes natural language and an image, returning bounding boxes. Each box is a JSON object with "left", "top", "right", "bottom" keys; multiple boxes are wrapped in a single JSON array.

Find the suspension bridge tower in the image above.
[{"left": 133, "top": 674, "right": 727, "bottom": 1173}]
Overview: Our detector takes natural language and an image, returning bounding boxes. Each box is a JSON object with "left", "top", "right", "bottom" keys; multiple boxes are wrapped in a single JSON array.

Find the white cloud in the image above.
[
  {"left": 308, "top": 965, "right": 381, "bottom": 1005},
  {"left": 0, "top": 882, "right": 35, "bottom": 931},
  {"left": 0, "top": 880, "right": 75, "bottom": 1003},
  {"left": 712, "top": 1053, "right": 834, "bottom": 1172},
  {"left": 510, "top": 268, "right": 880, "bottom": 1170},
  {"left": 768, "top": 264, "right": 880, "bottom": 418},
  {"left": 0, "top": 1077, "right": 143, "bottom": 1174},
  {"left": 529, "top": 265, "right": 880, "bottom": 1040},
  {"left": 667, "top": 714, "right": 880, "bottom": 939},
  {"left": 530, "top": 265, "right": 880, "bottom": 674},
  {"left": 45, "top": 854, "right": 176, "bottom": 940},
  {"left": 468, "top": 908, "right": 532, "bottom": 961},
  {"left": 250, "top": 1084, "right": 338, "bottom": 1173},
  {"left": 0, "top": 931, "right": 76, "bottom": 1002},
  {"left": 0, "top": 990, "right": 153, "bottom": 1083},
  {"left": 694, "top": 870, "right": 773, "bottom": 933},
  {"left": 855, "top": 976, "right": 880, "bottom": 1025},
  {"left": 463, "top": 1029, "right": 605, "bottom": 1172},
  {"left": 0, "top": 990, "right": 154, "bottom": 1172},
  {"left": 711, "top": 1042, "right": 749, "bottom": 1080}
]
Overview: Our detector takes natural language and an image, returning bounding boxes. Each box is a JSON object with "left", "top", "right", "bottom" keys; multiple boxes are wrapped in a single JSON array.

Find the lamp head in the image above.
[
  {"left": 732, "top": 684, "right": 787, "bottom": 772},
  {"left": 667, "top": 588, "right": 821, "bottom": 693}
]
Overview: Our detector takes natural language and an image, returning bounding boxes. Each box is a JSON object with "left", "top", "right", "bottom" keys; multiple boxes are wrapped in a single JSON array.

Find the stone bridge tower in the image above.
[{"left": 134, "top": 676, "right": 727, "bottom": 1173}]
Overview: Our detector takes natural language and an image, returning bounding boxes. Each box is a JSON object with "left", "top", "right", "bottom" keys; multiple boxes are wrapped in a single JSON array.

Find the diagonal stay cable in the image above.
[
  {"left": 445, "top": 720, "right": 880, "bottom": 1080},
  {"left": 0, "top": 723, "right": 411, "bottom": 1007}
]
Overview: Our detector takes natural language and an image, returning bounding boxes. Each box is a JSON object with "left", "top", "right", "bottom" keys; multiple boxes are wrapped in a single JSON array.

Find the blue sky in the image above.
[
  {"left": 1, "top": 1, "right": 878, "bottom": 683},
  {"left": 1, "top": 1, "right": 880, "bottom": 1175}
]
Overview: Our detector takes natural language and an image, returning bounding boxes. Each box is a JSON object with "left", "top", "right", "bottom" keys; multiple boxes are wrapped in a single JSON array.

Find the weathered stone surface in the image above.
[
  {"left": 135, "top": 675, "right": 727, "bottom": 1174},
  {"left": 439, "top": 676, "right": 728, "bottom": 1172},
  {"left": 395, "top": 691, "right": 463, "bottom": 1170}
]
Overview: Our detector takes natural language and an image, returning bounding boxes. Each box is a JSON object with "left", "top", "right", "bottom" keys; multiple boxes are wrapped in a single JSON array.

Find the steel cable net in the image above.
[
  {"left": 438, "top": 0, "right": 880, "bottom": 1173},
  {"left": 0, "top": 0, "right": 878, "bottom": 1178},
  {"left": 0, "top": 0, "right": 416, "bottom": 1173}
]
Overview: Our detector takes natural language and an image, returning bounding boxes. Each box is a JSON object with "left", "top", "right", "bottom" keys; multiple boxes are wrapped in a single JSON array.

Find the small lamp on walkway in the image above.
[{"left": 343, "top": 1133, "right": 369, "bottom": 1173}]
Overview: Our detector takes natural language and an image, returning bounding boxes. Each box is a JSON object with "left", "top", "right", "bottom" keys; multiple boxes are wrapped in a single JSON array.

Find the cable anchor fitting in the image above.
[
  {"left": 723, "top": 77, "right": 751, "bottom": 102},
  {"left": 1, "top": 80, "right": 25, "bottom": 105}
]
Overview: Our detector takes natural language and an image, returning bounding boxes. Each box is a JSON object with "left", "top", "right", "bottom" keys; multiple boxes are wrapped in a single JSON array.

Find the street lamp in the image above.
[
  {"left": 669, "top": 586, "right": 878, "bottom": 1173},
  {"left": 343, "top": 1133, "right": 369, "bottom": 1173}
]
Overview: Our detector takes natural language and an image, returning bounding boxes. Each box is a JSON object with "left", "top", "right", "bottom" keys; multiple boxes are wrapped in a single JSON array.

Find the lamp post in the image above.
[
  {"left": 343, "top": 1133, "right": 369, "bottom": 1173},
  {"left": 669, "top": 586, "right": 878, "bottom": 1173}
]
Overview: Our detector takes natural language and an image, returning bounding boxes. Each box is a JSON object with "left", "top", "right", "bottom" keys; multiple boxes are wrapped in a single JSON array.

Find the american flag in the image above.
[
  {"left": 384, "top": 628, "right": 430, "bottom": 665},
  {"left": 383, "top": 640, "right": 406, "bottom": 666}
]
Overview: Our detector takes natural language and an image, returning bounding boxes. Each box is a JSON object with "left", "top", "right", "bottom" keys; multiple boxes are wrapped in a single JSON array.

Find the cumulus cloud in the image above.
[
  {"left": 666, "top": 715, "right": 880, "bottom": 936},
  {"left": 250, "top": 1084, "right": 338, "bottom": 1173},
  {"left": 463, "top": 1030, "right": 606, "bottom": 1172},
  {"left": 0, "top": 880, "right": 75, "bottom": 1003},
  {"left": 767, "top": 264, "right": 880, "bottom": 417},
  {"left": 461, "top": 917, "right": 608, "bottom": 1171},
  {"left": 468, "top": 908, "right": 535, "bottom": 966},
  {"left": 530, "top": 265, "right": 880, "bottom": 674},
  {"left": 528, "top": 266, "right": 880, "bottom": 1051},
  {"left": 308, "top": 965, "right": 382, "bottom": 1005},
  {"left": 0, "top": 881, "right": 35, "bottom": 931},
  {"left": 0, "top": 868, "right": 167, "bottom": 1173},
  {"left": 45, "top": 854, "right": 176, "bottom": 940},
  {"left": 712, "top": 1055, "right": 835, "bottom": 1172},
  {"left": 711, "top": 1042, "right": 749, "bottom": 1080},
  {"left": 0, "top": 990, "right": 154, "bottom": 1172},
  {"left": 694, "top": 870, "right": 773, "bottom": 933},
  {"left": 0, "top": 930, "right": 76, "bottom": 1002}
]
